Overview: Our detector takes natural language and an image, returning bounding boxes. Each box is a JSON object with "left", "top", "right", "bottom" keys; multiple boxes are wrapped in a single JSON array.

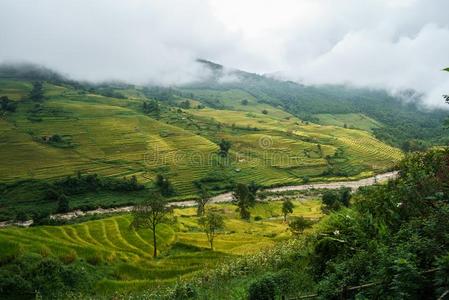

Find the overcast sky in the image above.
[{"left": 0, "top": 0, "right": 448, "bottom": 106}]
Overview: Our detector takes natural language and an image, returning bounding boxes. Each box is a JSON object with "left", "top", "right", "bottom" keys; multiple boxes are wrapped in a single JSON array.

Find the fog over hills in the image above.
[{"left": 1, "top": 0, "right": 448, "bottom": 106}]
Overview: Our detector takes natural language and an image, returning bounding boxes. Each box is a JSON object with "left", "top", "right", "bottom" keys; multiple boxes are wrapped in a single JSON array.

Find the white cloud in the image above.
[{"left": 0, "top": 0, "right": 448, "bottom": 105}]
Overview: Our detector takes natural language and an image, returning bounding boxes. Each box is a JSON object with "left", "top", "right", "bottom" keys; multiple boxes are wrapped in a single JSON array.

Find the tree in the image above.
[
  {"left": 322, "top": 188, "right": 351, "bottom": 213},
  {"left": 57, "top": 194, "right": 69, "bottom": 213},
  {"left": 248, "top": 181, "right": 260, "bottom": 205},
  {"left": 30, "top": 81, "right": 44, "bottom": 102},
  {"left": 289, "top": 216, "right": 312, "bottom": 235},
  {"left": 301, "top": 176, "right": 310, "bottom": 184},
  {"left": 155, "top": 174, "right": 175, "bottom": 197},
  {"left": 233, "top": 183, "right": 253, "bottom": 220},
  {"left": 282, "top": 199, "right": 294, "bottom": 222},
  {"left": 195, "top": 185, "right": 210, "bottom": 216},
  {"left": 130, "top": 193, "right": 172, "bottom": 257},
  {"left": 179, "top": 100, "right": 191, "bottom": 109},
  {"left": 241, "top": 99, "right": 249, "bottom": 105},
  {"left": 262, "top": 109, "right": 268, "bottom": 115},
  {"left": 0, "top": 96, "right": 17, "bottom": 112},
  {"left": 198, "top": 211, "right": 224, "bottom": 250},
  {"left": 143, "top": 100, "right": 160, "bottom": 118},
  {"left": 218, "top": 139, "right": 231, "bottom": 157}
]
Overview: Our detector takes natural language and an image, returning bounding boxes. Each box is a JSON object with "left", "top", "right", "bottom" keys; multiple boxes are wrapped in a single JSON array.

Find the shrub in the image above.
[
  {"left": 172, "top": 281, "right": 198, "bottom": 299},
  {"left": 248, "top": 273, "right": 277, "bottom": 300},
  {"left": 0, "top": 242, "right": 22, "bottom": 265},
  {"left": 289, "top": 216, "right": 313, "bottom": 235}
]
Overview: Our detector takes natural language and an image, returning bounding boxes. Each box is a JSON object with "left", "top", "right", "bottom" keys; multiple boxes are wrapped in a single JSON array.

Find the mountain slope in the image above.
[{"left": 0, "top": 72, "right": 402, "bottom": 219}]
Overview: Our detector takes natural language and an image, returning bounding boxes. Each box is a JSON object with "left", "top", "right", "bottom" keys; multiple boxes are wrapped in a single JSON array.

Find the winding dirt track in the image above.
[{"left": 0, "top": 171, "right": 398, "bottom": 227}]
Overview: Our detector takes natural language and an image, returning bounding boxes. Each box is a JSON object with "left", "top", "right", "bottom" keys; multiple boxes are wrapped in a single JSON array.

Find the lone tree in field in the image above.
[
  {"left": 155, "top": 174, "right": 175, "bottom": 197},
  {"left": 30, "top": 81, "right": 44, "bottom": 102},
  {"left": 199, "top": 211, "right": 224, "bottom": 250},
  {"left": 282, "top": 199, "right": 294, "bottom": 222},
  {"left": 196, "top": 185, "right": 211, "bottom": 216},
  {"left": 130, "top": 192, "right": 172, "bottom": 257},
  {"left": 218, "top": 139, "right": 231, "bottom": 157},
  {"left": 233, "top": 183, "right": 254, "bottom": 220},
  {"left": 289, "top": 216, "right": 313, "bottom": 235}
]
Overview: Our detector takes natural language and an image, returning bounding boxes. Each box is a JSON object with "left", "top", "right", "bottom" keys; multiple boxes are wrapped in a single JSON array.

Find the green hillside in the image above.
[
  {"left": 0, "top": 200, "right": 321, "bottom": 297},
  {"left": 0, "top": 75, "right": 403, "bottom": 219}
]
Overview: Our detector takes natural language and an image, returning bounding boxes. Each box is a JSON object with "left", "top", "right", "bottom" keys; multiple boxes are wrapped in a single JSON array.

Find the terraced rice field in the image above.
[
  {"left": 0, "top": 200, "right": 321, "bottom": 294},
  {"left": 314, "top": 113, "right": 382, "bottom": 132},
  {"left": 0, "top": 79, "right": 402, "bottom": 200}
]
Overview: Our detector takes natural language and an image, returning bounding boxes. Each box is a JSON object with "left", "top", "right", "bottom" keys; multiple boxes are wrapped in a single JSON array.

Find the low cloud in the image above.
[{"left": 0, "top": 0, "right": 448, "bottom": 106}]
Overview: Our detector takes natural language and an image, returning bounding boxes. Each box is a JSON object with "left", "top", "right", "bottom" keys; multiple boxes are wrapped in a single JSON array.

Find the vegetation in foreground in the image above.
[
  {"left": 0, "top": 199, "right": 321, "bottom": 299},
  {"left": 160, "top": 149, "right": 449, "bottom": 300},
  {"left": 5, "top": 149, "right": 448, "bottom": 299}
]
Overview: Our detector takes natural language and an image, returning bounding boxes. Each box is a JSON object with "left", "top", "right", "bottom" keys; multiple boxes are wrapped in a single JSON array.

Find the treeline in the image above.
[
  {"left": 51, "top": 172, "right": 144, "bottom": 196},
  {"left": 0, "top": 173, "right": 145, "bottom": 221}
]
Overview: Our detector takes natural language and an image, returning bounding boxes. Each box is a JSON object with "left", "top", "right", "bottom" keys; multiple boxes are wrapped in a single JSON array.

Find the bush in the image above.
[
  {"left": 248, "top": 273, "right": 277, "bottom": 300},
  {"left": 289, "top": 216, "right": 313, "bottom": 235},
  {"left": 0, "top": 242, "right": 22, "bottom": 265},
  {"left": 172, "top": 281, "right": 198, "bottom": 299}
]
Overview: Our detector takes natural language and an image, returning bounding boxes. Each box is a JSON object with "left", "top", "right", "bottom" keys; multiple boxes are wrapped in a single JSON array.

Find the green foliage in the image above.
[
  {"left": 321, "top": 187, "right": 351, "bottom": 213},
  {"left": 0, "top": 96, "right": 17, "bottom": 112},
  {"left": 401, "top": 139, "right": 427, "bottom": 152},
  {"left": 195, "top": 185, "right": 210, "bottom": 216},
  {"left": 57, "top": 194, "right": 70, "bottom": 213},
  {"left": 55, "top": 173, "right": 144, "bottom": 195},
  {"left": 179, "top": 100, "right": 191, "bottom": 109},
  {"left": 282, "top": 199, "right": 294, "bottom": 221},
  {"left": 218, "top": 139, "right": 231, "bottom": 157},
  {"left": 288, "top": 216, "right": 313, "bottom": 235},
  {"left": 14, "top": 211, "right": 28, "bottom": 222},
  {"left": 29, "top": 81, "right": 44, "bottom": 101},
  {"left": 130, "top": 192, "right": 173, "bottom": 257},
  {"left": 248, "top": 273, "right": 277, "bottom": 300},
  {"left": 233, "top": 183, "right": 254, "bottom": 220},
  {"left": 143, "top": 99, "right": 160, "bottom": 117},
  {"left": 172, "top": 281, "right": 198, "bottom": 299},
  {"left": 155, "top": 174, "right": 175, "bottom": 197},
  {"left": 0, "top": 256, "right": 95, "bottom": 299},
  {"left": 435, "top": 253, "right": 449, "bottom": 295},
  {"left": 198, "top": 211, "right": 224, "bottom": 250}
]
